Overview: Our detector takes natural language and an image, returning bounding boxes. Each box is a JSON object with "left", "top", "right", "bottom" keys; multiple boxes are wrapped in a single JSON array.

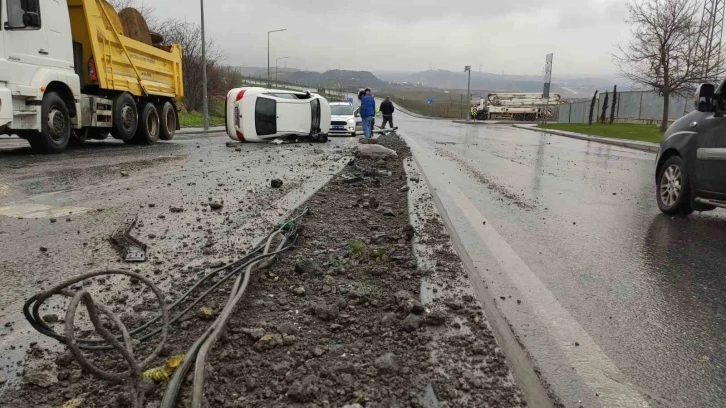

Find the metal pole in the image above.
[
  {"left": 466, "top": 70, "right": 471, "bottom": 121},
  {"left": 200, "top": 0, "right": 208, "bottom": 130},
  {"left": 267, "top": 29, "right": 286, "bottom": 88}
]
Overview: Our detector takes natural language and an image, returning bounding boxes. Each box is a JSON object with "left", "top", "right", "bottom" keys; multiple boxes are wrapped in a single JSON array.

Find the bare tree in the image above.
[
  {"left": 156, "top": 19, "right": 226, "bottom": 112},
  {"left": 615, "top": 0, "right": 725, "bottom": 131}
]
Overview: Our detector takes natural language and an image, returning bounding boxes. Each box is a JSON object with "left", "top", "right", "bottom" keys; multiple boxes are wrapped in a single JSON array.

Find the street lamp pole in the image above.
[
  {"left": 200, "top": 0, "right": 208, "bottom": 129},
  {"left": 275, "top": 56, "right": 289, "bottom": 88},
  {"left": 267, "top": 29, "right": 286, "bottom": 87},
  {"left": 464, "top": 65, "right": 471, "bottom": 121}
]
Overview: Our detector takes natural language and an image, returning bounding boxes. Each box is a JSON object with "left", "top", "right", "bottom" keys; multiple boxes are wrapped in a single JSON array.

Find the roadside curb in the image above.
[
  {"left": 513, "top": 124, "right": 660, "bottom": 153},
  {"left": 452, "top": 120, "right": 520, "bottom": 125},
  {"left": 177, "top": 126, "right": 225, "bottom": 135},
  {"left": 390, "top": 102, "right": 450, "bottom": 121},
  {"left": 452, "top": 120, "right": 487, "bottom": 125}
]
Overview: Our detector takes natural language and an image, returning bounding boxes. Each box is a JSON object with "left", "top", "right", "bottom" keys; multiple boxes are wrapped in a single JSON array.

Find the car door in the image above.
[
  {"left": 4, "top": 0, "right": 50, "bottom": 90},
  {"left": 695, "top": 113, "right": 726, "bottom": 195}
]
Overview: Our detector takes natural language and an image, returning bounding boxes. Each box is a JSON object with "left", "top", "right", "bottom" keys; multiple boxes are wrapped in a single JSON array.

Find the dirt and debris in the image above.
[{"left": 1, "top": 134, "right": 524, "bottom": 408}]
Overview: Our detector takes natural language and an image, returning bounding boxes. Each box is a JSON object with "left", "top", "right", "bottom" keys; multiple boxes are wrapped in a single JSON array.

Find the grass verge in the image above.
[
  {"left": 179, "top": 112, "right": 225, "bottom": 128},
  {"left": 538, "top": 123, "right": 664, "bottom": 144}
]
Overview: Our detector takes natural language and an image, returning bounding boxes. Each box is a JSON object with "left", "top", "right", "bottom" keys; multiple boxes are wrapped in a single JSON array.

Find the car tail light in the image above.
[
  {"left": 236, "top": 130, "right": 245, "bottom": 141},
  {"left": 88, "top": 58, "right": 98, "bottom": 82},
  {"left": 235, "top": 90, "right": 246, "bottom": 101}
]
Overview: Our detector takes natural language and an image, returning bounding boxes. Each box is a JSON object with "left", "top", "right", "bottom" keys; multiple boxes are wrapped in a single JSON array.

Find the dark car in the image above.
[{"left": 655, "top": 81, "right": 726, "bottom": 215}]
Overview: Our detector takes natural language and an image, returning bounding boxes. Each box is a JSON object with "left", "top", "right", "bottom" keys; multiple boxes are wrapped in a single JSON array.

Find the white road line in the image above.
[
  {"left": 403, "top": 134, "right": 650, "bottom": 408},
  {"left": 0, "top": 204, "right": 90, "bottom": 219}
]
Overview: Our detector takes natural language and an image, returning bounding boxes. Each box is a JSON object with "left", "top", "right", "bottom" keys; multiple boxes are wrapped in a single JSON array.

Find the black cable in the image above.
[{"left": 23, "top": 208, "right": 307, "bottom": 349}]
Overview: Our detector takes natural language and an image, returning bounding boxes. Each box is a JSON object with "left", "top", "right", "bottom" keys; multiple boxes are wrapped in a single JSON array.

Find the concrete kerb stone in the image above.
[
  {"left": 177, "top": 126, "right": 226, "bottom": 135},
  {"left": 513, "top": 124, "right": 660, "bottom": 153}
]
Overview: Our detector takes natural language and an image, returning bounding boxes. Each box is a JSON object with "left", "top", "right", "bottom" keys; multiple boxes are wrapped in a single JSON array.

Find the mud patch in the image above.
[{"left": 437, "top": 149, "right": 537, "bottom": 211}]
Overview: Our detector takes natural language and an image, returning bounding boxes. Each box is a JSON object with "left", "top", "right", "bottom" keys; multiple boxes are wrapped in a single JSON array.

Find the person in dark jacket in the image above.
[
  {"left": 360, "top": 89, "right": 376, "bottom": 139},
  {"left": 380, "top": 97, "right": 395, "bottom": 129}
]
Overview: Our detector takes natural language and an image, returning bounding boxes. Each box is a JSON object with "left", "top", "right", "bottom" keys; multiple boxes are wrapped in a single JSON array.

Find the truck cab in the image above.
[{"left": 0, "top": 0, "right": 183, "bottom": 153}]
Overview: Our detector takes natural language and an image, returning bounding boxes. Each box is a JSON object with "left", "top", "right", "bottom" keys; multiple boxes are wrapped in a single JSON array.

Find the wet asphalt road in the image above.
[
  {"left": 395, "top": 113, "right": 726, "bottom": 407},
  {"left": 0, "top": 132, "right": 354, "bottom": 386}
]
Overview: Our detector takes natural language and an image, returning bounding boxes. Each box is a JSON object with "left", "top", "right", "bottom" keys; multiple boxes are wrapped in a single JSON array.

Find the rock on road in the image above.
[{"left": 394, "top": 110, "right": 725, "bottom": 407}]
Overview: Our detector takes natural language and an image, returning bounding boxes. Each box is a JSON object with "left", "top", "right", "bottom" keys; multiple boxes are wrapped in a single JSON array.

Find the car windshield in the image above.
[{"left": 331, "top": 105, "right": 354, "bottom": 116}]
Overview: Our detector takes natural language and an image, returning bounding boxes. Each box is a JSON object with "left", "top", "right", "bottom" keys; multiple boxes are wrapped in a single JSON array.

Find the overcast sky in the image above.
[{"left": 149, "top": 0, "right": 631, "bottom": 77}]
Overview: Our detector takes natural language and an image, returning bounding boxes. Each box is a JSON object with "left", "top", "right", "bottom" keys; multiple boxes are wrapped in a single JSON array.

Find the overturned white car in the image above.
[{"left": 225, "top": 87, "right": 331, "bottom": 142}]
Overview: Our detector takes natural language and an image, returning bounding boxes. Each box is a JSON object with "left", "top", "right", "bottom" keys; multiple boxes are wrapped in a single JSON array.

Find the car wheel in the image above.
[
  {"left": 26, "top": 92, "right": 71, "bottom": 153},
  {"left": 657, "top": 156, "right": 693, "bottom": 215},
  {"left": 314, "top": 134, "right": 328, "bottom": 143}
]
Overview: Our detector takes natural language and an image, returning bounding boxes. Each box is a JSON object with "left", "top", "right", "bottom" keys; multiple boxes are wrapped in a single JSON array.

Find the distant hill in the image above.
[
  {"left": 277, "top": 69, "right": 385, "bottom": 90},
  {"left": 232, "top": 66, "right": 624, "bottom": 98},
  {"left": 374, "top": 70, "right": 626, "bottom": 98}
]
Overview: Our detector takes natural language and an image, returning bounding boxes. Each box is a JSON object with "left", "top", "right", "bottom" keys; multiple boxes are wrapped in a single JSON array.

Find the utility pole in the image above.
[
  {"left": 200, "top": 0, "right": 208, "bottom": 130},
  {"left": 267, "top": 29, "right": 286, "bottom": 87},
  {"left": 465, "top": 65, "right": 471, "bottom": 121},
  {"left": 696, "top": 0, "right": 725, "bottom": 81}
]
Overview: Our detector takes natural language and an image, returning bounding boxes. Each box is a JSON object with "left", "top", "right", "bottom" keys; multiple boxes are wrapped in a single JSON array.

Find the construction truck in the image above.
[
  {"left": 471, "top": 92, "right": 561, "bottom": 121},
  {"left": 0, "top": 0, "right": 183, "bottom": 153}
]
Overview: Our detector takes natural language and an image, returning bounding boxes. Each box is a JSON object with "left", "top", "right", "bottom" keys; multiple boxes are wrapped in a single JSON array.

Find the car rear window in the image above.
[{"left": 255, "top": 97, "right": 277, "bottom": 136}]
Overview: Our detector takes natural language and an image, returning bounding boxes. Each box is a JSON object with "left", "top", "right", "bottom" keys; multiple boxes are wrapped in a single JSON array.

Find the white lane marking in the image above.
[
  {"left": 0, "top": 204, "right": 90, "bottom": 219},
  {"left": 403, "top": 134, "right": 650, "bottom": 408}
]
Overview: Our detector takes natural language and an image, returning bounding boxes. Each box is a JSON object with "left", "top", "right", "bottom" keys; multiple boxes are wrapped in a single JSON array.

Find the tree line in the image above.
[{"left": 108, "top": 0, "right": 241, "bottom": 114}]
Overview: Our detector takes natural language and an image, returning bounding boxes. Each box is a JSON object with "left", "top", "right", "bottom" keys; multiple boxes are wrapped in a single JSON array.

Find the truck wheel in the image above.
[
  {"left": 27, "top": 92, "right": 71, "bottom": 153},
  {"left": 513, "top": 113, "right": 524, "bottom": 121},
  {"left": 657, "top": 156, "right": 693, "bottom": 216},
  {"left": 525, "top": 114, "right": 536, "bottom": 121},
  {"left": 132, "top": 103, "right": 160, "bottom": 144},
  {"left": 158, "top": 101, "right": 176, "bottom": 140},
  {"left": 111, "top": 93, "right": 138, "bottom": 141}
]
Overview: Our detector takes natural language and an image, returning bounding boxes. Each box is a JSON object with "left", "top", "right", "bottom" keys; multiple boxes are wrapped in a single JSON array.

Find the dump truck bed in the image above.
[{"left": 67, "top": 0, "right": 183, "bottom": 100}]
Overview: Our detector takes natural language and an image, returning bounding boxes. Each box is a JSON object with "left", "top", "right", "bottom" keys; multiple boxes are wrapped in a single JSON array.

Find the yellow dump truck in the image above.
[{"left": 0, "top": 0, "right": 184, "bottom": 152}]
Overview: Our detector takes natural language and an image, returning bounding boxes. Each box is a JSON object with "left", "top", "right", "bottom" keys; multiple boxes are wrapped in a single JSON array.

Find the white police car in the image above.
[{"left": 329, "top": 102, "right": 362, "bottom": 137}]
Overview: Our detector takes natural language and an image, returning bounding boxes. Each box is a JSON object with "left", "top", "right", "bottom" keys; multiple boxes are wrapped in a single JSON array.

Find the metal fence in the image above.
[{"left": 557, "top": 90, "right": 692, "bottom": 124}]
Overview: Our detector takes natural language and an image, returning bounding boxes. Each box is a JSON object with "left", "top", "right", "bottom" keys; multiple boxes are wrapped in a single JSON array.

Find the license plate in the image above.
[{"left": 333, "top": 126, "right": 344, "bottom": 130}]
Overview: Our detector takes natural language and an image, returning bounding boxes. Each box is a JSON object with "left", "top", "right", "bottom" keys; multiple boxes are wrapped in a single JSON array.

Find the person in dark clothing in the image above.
[{"left": 380, "top": 97, "right": 395, "bottom": 129}]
